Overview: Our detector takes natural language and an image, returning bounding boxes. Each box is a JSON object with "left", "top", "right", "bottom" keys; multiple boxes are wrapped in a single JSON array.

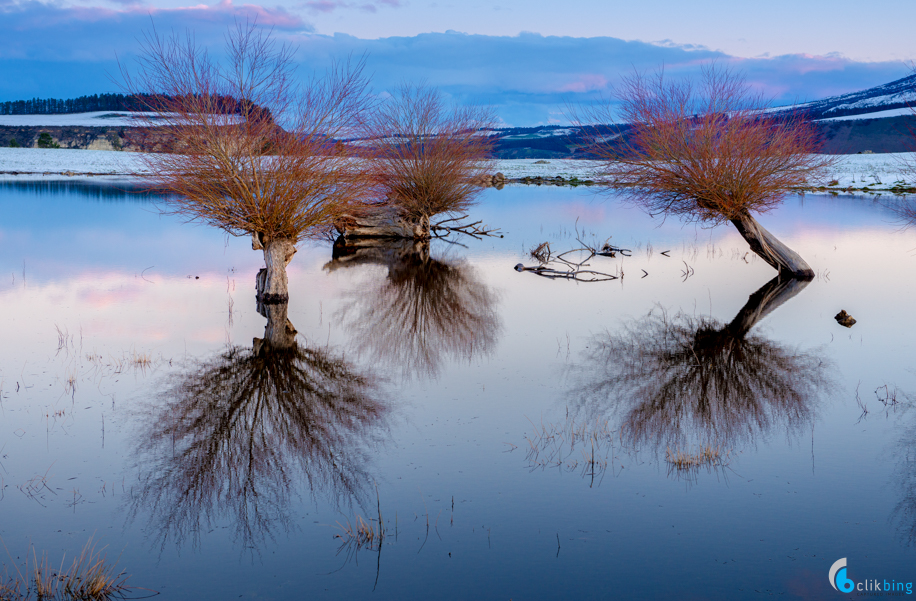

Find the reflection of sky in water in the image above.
[{"left": 1, "top": 180, "right": 916, "bottom": 599}]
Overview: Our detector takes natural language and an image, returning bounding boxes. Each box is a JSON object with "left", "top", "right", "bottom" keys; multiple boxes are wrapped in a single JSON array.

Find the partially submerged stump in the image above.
[
  {"left": 252, "top": 232, "right": 296, "bottom": 304},
  {"left": 334, "top": 204, "right": 429, "bottom": 239}
]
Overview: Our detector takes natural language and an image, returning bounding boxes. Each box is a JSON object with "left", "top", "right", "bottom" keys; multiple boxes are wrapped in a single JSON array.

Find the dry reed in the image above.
[{"left": 0, "top": 537, "right": 141, "bottom": 600}]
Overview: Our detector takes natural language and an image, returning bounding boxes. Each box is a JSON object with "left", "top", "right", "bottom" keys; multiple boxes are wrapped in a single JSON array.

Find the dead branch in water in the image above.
[
  {"left": 514, "top": 226, "right": 630, "bottom": 282},
  {"left": 430, "top": 215, "right": 503, "bottom": 239}
]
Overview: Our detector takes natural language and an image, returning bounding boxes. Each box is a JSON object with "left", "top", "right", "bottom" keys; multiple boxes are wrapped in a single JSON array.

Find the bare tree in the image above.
[
  {"left": 338, "top": 83, "right": 495, "bottom": 239},
  {"left": 123, "top": 21, "right": 373, "bottom": 302},
  {"left": 577, "top": 66, "right": 833, "bottom": 278}
]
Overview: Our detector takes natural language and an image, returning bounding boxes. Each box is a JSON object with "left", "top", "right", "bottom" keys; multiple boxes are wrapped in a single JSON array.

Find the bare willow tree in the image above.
[
  {"left": 568, "top": 277, "right": 830, "bottom": 453},
  {"left": 577, "top": 66, "right": 833, "bottom": 278},
  {"left": 123, "top": 21, "right": 373, "bottom": 302},
  {"left": 337, "top": 83, "right": 495, "bottom": 238},
  {"left": 127, "top": 304, "right": 389, "bottom": 552},
  {"left": 325, "top": 238, "right": 500, "bottom": 380}
]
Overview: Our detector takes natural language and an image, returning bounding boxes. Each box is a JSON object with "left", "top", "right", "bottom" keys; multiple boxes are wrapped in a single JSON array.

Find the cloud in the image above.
[
  {"left": 284, "top": 32, "right": 908, "bottom": 123},
  {"left": 300, "top": 0, "right": 400, "bottom": 14},
  {"left": 557, "top": 74, "right": 609, "bottom": 94},
  {"left": 0, "top": 0, "right": 310, "bottom": 61},
  {"left": 0, "top": 21, "right": 908, "bottom": 126}
]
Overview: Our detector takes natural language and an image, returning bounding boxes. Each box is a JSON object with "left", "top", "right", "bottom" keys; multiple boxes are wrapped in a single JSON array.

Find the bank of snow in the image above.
[
  {"left": 0, "top": 147, "right": 149, "bottom": 175},
  {"left": 0, "top": 147, "right": 913, "bottom": 192},
  {"left": 492, "top": 159, "right": 603, "bottom": 180},
  {"left": 0, "top": 112, "right": 167, "bottom": 127},
  {"left": 816, "top": 108, "right": 914, "bottom": 122},
  {"left": 816, "top": 153, "right": 913, "bottom": 189}
]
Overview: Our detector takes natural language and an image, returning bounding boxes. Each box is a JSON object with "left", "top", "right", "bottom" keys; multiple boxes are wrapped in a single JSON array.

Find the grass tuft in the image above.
[
  {"left": 664, "top": 445, "right": 731, "bottom": 478},
  {"left": 0, "top": 537, "right": 143, "bottom": 600}
]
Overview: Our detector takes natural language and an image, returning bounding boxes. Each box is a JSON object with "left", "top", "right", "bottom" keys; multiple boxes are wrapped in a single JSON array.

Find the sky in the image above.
[{"left": 0, "top": 0, "right": 913, "bottom": 126}]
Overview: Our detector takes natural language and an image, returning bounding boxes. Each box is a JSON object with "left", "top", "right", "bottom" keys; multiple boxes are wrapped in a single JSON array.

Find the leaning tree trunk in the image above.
[
  {"left": 252, "top": 232, "right": 297, "bottom": 304},
  {"left": 730, "top": 210, "right": 814, "bottom": 279}
]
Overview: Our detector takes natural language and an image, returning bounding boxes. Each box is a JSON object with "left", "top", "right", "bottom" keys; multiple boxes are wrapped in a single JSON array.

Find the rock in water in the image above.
[{"left": 834, "top": 310, "right": 856, "bottom": 328}]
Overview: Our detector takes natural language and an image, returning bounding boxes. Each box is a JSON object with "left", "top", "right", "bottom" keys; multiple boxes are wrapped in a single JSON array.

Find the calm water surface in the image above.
[{"left": 0, "top": 179, "right": 915, "bottom": 600}]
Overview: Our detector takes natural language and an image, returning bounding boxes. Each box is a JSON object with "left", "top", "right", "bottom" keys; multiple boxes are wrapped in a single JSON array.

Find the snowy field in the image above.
[
  {"left": 0, "top": 147, "right": 913, "bottom": 191},
  {"left": 491, "top": 158, "right": 603, "bottom": 180},
  {"left": 0, "top": 111, "right": 166, "bottom": 127},
  {"left": 0, "top": 147, "right": 148, "bottom": 174},
  {"left": 816, "top": 108, "right": 914, "bottom": 122},
  {"left": 817, "top": 152, "right": 914, "bottom": 189}
]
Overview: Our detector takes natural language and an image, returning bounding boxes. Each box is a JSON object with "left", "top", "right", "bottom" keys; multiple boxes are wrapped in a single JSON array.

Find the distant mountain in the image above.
[
  {"left": 788, "top": 73, "right": 916, "bottom": 120},
  {"left": 2, "top": 75, "right": 913, "bottom": 155},
  {"left": 487, "top": 76, "right": 916, "bottom": 157}
]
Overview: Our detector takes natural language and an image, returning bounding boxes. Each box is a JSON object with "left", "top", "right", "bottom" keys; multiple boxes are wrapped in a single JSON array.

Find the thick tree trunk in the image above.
[
  {"left": 730, "top": 211, "right": 814, "bottom": 279},
  {"left": 324, "top": 237, "right": 430, "bottom": 272},
  {"left": 335, "top": 205, "right": 429, "bottom": 239},
  {"left": 253, "top": 234, "right": 297, "bottom": 304},
  {"left": 726, "top": 275, "right": 811, "bottom": 338}
]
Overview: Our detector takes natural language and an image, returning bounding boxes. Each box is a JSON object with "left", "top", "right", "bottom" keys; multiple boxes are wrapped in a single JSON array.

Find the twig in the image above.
[
  {"left": 431, "top": 215, "right": 504, "bottom": 239},
  {"left": 516, "top": 228, "right": 623, "bottom": 282}
]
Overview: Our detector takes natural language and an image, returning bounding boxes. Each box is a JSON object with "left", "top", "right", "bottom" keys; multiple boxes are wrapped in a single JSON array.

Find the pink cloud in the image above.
[
  {"left": 148, "top": 0, "right": 307, "bottom": 29},
  {"left": 557, "top": 74, "right": 609, "bottom": 93},
  {"left": 730, "top": 53, "right": 851, "bottom": 76},
  {"left": 302, "top": 0, "right": 338, "bottom": 13},
  {"left": 3, "top": 0, "right": 308, "bottom": 31},
  {"left": 301, "top": 0, "right": 401, "bottom": 14}
]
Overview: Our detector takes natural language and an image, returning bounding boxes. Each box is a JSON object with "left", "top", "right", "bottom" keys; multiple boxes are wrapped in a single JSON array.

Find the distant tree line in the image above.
[
  {"left": 0, "top": 93, "right": 265, "bottom": 117},
  {"left": 0, "top": 93, "right": 149, "bottom": 115}
]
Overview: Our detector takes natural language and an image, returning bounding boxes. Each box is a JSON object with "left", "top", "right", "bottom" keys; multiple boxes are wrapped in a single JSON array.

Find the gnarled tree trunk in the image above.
[
  {"left": 334, "top": 205, "right": 429, "bottom": 239},
  {"left": 730, "top": 211, "right": 814, "bottom": 279},
  {"left": 252, "top": 232, "right": 297, "bottom": 304}
]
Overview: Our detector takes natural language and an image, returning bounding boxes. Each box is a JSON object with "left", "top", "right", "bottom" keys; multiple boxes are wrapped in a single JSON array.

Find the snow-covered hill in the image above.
[
  {"left": 0, "top": 111, "right": 170, "bottom": 127},
  {"left": 783, "top": 73, "right": 916, "bottom": 120}
]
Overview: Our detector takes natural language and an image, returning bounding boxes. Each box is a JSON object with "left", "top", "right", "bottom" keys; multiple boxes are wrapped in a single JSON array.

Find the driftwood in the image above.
[{"left": 514, "top": 232, "right": 631, "bottom": 283}]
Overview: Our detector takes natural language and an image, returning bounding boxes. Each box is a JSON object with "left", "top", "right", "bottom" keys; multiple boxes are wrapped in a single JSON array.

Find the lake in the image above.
[{"left": 0, "top": 178, "right": 914, "bottom": 600}]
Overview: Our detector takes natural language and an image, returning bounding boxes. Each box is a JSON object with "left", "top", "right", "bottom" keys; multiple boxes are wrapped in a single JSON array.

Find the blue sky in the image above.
[{"left": 0, "top": 0, "right": 913, "bottom": 125}]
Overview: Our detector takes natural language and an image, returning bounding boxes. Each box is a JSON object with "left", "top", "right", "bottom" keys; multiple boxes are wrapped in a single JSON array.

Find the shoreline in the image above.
[{"left": 0, "top": 148, "right": 912, "bottom": 195}]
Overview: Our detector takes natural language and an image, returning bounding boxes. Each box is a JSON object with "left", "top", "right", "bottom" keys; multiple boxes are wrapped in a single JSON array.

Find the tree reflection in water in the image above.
[
  {"left": 327, "top": 238, "right": 500, "bottom": 381},
  {"left": 569, "top": 277, "right": 830, "bottom": 456},
  {"left": 129, "top": 301, "right": 389, "bottom": 552}
]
